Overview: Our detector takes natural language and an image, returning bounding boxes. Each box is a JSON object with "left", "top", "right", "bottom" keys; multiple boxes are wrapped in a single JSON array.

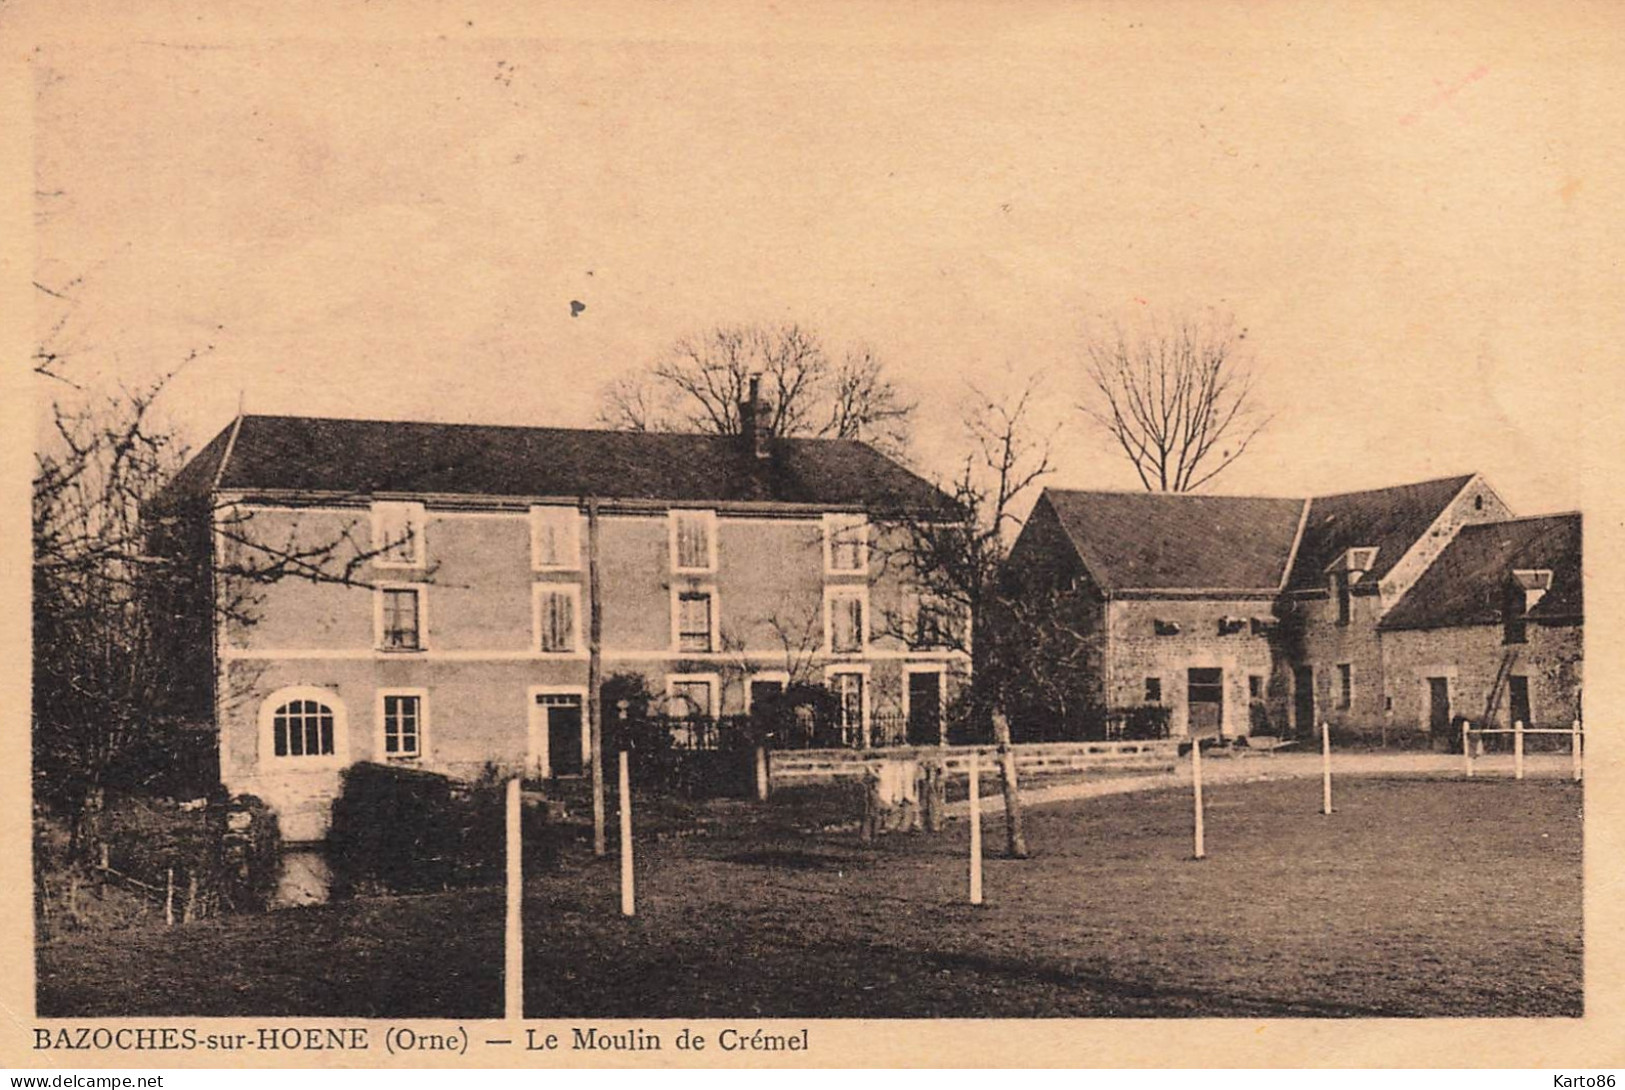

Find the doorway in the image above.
[
  {"left": 1293, "top": 666, "right": 1314, "bottom": 734},
  {"left": 529, "top": 692, "right": 585, "bottom": 778},
  {"left": 1427, "top": 677, "right": 1451, "bottom": 737},
  {"left": 906, "top": 669, "right": 944, "bottom": 745},
  {"left": 1187, "top": 667, "right": 1224, "bottom": 738},
  {"left": 1508, "top": 675, "right": 1532, "bottom": 728}
]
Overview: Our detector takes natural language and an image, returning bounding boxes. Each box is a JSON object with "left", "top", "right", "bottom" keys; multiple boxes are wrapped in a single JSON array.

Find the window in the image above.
[
  {"left": 824, "top": 513, "right": 869, "bottom": 574},
  {"left": 256, "top": 692, "right": 346, "bottom": 766},
  {"left": 534, "top": 584, "right": 580, "bottom": 653},
  {"left": 377, "top": 587, "right": 424, "bottom": 651},
  {"left": 380, "top": 692, "right": 425, "bottom": 759},
  {"left": 675, "top": 590, "right": 715, "bottom": 652},
  {"left": 1337, "top": 664, "right": 1352, "bottom": 710},
  {"left": 258, "top": 688, "right": 347, "bottom": 765},
  {"left": 530, "top": 506, "right": 581, "bottom": 570},
  {"left": 667, "top": 676, "right": 716, "bottom": 719},
  {"left": 747, "top": 672, "right": 789, "bottom": 714},
  {"left": 670, "top": 510, "right": 716, "bottom": 573},
  {"left": 908, "top": 590, "right": 956, "bottom": 649},
  {"left": 1331, "top": 571, "right": 1351, "bottom": 625},
  {"left": 371, "top": 502, "right": 425, "bottom": 568},
  {"left": 272, "top": 698, "right": 336, "bottom": 758},
  {"left": 1248, "top": 675, "right": 1264, "bottom": 700},
  {"left": 828, "top": 670, "right": 867, "bottom": 745},
  {"left": 1144, "top": 677, "right": 1163, "bottom": 704},
  {"left": 826, "top": 587, "right": 867, "bottom": 654}
]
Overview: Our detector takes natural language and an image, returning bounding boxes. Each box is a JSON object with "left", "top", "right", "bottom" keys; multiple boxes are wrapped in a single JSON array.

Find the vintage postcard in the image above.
[{"left": 2, "top": 0, "right": 1622, "bottom": 1071}]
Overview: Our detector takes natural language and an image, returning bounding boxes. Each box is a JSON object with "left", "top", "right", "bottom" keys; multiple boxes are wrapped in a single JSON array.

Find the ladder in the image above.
[{"left": 1480, "top": 645, "right": 1521, "bottom": 728}]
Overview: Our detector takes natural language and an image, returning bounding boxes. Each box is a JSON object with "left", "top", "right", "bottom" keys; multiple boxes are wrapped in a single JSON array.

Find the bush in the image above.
[
  {"left": 35, "top": 790, "right": 282, "bottom": 935},
  {"left": 1112, "top": 704, "right": 1172, "bottom": 740},
  {"left": 327, "top": 762, "right": 556, "bottom": 897}
]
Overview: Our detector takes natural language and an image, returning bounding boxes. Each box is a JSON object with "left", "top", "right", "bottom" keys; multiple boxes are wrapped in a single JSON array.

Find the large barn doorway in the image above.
[{"left": 1187, "top": 667, "right": 1224, "bottom": 738}]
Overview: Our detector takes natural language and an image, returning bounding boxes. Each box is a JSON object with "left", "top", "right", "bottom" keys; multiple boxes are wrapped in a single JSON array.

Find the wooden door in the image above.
[{"left": 1187, "top": 667, "right": 1224, "bottom": 738}]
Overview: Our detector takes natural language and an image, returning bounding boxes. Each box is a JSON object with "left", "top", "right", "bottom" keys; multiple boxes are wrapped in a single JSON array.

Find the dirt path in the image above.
[{"left": 945, "top": 750, "right": 1578, "bottom": 817}]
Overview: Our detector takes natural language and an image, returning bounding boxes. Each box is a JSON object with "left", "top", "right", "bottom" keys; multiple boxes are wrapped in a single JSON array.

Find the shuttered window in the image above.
[
  {"left": 372, "top": 502, "right": 425, "bottom": 567},
  {"left": 530, "top": 506, "right": 581, "bottom": 570},
  {"left": 671, "top": 511, "right": 715, "bottom": 572},
  {"left": 536, "top": 586, "right": 579, "bottom": 653},
  {"left": 677, "top": 591, "right": 714, "bottom": 652},
  {"left": 828, "top": 590, "right": 865, "bottom": 653}
]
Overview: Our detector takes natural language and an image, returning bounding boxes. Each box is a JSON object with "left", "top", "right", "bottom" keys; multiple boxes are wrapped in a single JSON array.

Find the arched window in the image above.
[
  {"left": 273, "top": 699, "right": 335, "bottom": 757},
  {"left": 260, "top": 688, "right": 347, "bottom": 765}
]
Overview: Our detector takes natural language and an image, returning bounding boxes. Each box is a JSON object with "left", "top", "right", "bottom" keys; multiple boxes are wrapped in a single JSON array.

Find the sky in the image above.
[{"left": 24, "top": 0, "right": 1622, "bottom": 516}]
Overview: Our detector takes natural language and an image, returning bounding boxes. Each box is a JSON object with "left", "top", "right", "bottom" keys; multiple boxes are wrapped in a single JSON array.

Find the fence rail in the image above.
[{"left": 1461, "top": 719, "right": 1582, "bottom": 782}]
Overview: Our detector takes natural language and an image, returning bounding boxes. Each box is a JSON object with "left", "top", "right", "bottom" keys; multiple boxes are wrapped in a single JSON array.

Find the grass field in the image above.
[
  {"left": 36, "top": 887, "right": 505, "bottom": 1017},
  {"left": 36, "top": 775, "right": 1581, "bottom": 1018},
  {"left": 523, "top": 776, "right": 1582, "bottom": 1018}
]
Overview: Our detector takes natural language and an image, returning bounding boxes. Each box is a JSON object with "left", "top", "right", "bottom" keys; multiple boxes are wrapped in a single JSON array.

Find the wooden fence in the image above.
[{"left": 767, "top": 738, "right": 1180, "bottom": 788}]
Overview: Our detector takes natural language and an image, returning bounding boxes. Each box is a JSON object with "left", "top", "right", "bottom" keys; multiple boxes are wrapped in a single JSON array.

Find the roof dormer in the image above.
[{"left": 1511, "top": 568, "right": 1553, "bottom": 612}]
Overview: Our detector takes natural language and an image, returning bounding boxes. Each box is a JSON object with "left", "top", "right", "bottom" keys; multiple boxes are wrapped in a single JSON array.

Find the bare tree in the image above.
[
  {"left": 33, "top": 365, "right": 422, "bottom": 850},
  {"left": 1078, "top": 310, "right": 1271, "bottom": 492},
  {"left": 874, "top": 376, "right": 1056, "bottom": 858},
  {"left": 599, "top": 323, "right": 914, "bottom": 457}
]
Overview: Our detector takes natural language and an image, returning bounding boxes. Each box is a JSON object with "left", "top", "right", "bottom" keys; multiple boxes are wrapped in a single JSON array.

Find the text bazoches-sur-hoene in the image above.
[{"left": 33, "top": 1026, "right": 811, "bottom": 1055}]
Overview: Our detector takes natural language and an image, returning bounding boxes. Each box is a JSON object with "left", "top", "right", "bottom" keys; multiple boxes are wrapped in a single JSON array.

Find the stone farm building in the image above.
[
  {"left": 1006, "top": 474, "right": 1582, "bottom": 742},
  {"left": 153, "top": 399, "right": 965, "bottom": 839}
]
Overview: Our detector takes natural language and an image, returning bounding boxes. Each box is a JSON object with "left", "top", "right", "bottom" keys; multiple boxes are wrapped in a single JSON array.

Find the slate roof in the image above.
[
  {"left": 1283, "top": 475, "right": 1476, "bottom": 592},
  {"left": 1379, "top": 513, "right": 1582, "bottom": 631},
  {"left": 159, "top": 414, "right": 950, "bottom": 511},
  {"left": 1039, "top": 490, "right": 1307, "bottom": 591}
]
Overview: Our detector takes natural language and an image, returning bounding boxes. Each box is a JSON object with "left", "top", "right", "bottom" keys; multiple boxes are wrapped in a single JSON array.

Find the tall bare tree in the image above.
[
  {"left": 33, "top": 362, "right": 420, "bottom": 849},
  {"left": 599, "top": 323, "right": 914, "bottom": 457},
  {"left": 1078, "top": 311, "right": 1271, "bottom": 492},
  {"left": 874, "top": 377, "right": 1056, "bottom": 857}
]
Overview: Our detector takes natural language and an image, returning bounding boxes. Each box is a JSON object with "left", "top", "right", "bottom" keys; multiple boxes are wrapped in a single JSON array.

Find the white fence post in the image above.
[
  {"left": 1321, "top": 720, "right": 1333, "bottom": 816},
  {"left": 968, "top": 750, "right": 983, "bottom": 905},
  {"left": 1572, "top": 720, "right": 1583, "bottom": 782},
  {"left": 1514, "top": 720, "right": 1525, "bottom": 780},
  {"left": 1191, "top": 739, "right": 1206, "bottom": 860},
  {"left": 1462, "top": 720, "right": 1473, "bottom": 778},
  {"left": 755, "top": 745, "right": 769, "bottom": 801},
  {"left": 619, "top": 750, "right": 635, "bottom": 917},
  {"left": 505, "top": 777, "right": 523, "bottom": 1020}
]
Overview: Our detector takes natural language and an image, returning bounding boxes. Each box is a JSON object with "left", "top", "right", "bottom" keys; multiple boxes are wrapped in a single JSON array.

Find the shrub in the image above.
[
  {"left": 36, "top": 790, "right": 282, "bottom": 934},
  {"left": 328, "top": 762, "right": 556, "bottom": 897},
  {"left": 1112, "top": 704, "right": 1172, "bottom": 740}
]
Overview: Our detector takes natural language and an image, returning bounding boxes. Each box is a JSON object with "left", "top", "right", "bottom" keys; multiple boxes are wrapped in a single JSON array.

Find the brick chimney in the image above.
[{"left": 740, "top": 374, "right": 771, "bottom": 459}]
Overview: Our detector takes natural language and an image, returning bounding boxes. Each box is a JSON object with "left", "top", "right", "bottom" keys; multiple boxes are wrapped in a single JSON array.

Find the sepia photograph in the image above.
[{"left": 6, "top": 0, "right": 1621, "bottom": 1068}]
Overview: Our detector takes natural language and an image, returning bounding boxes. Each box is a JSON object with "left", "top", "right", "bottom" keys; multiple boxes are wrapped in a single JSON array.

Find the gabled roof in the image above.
[
  {"left": 1379, "top": 513, "right": 1582, "bottom": 631},
  {"left": 1284, "top": 475, "right": 1476, "bottom": 592},
  {"left": 1039, "top": 489, "right": 1307, "bottom": 592},
  {"left": 160, "top": 414, "right": 950, "bottom": 511}
]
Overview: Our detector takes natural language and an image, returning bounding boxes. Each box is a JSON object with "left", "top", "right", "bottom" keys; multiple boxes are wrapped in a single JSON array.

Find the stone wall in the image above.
[
  {"left": 1105, "top": 597, "right": 1277, "bottom": 738},
  {"left": 1381, "top": 621, "right": 1582, "bottom": 736}
]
